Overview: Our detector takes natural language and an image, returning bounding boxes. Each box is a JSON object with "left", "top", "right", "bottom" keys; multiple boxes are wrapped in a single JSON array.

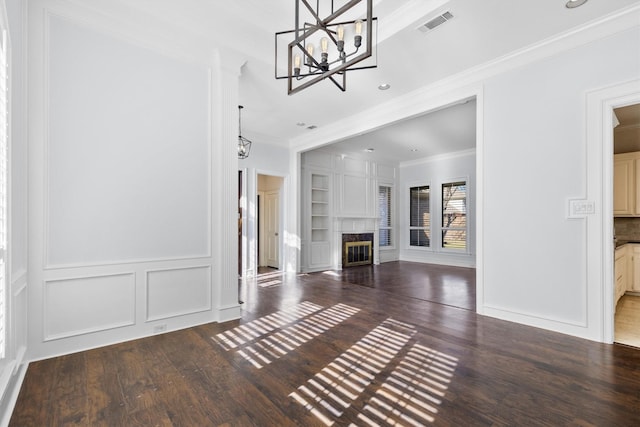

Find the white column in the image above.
[{"left": 211, "top": 48, "right": 245, "bottom": 322}]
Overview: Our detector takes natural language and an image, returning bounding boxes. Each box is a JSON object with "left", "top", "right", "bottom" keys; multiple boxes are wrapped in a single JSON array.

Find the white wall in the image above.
[
  {"left": 399, "top": 150, "right": 476, "bottom": 268},
  {"left": 481, "top": 25, "right": 640, "bottom": 338},
  {"left": 0, "top": 0, "right": 28, "bottom": 424},
  {"left": 290, "top": 9, "right": 640, "bottom": 341},
  {"left": 26, "top": 0, "right": 242, "bottom": 361}
]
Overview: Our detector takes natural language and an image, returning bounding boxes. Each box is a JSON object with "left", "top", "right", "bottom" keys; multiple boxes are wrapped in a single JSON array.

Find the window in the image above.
[
  {"left": 0, "top": 28, "right": 7, "bottom": 358},
  {"left": 442, "top": 181, "right": 467, "bottom": 250},
  {"left": 409, "top": 185, "right": 430, "bottom": 247},
  {"left": 378, "top": 185, "right": 392, "bottom": 247}
]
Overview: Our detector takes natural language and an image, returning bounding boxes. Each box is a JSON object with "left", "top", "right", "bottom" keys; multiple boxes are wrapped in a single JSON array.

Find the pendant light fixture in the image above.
[
  {"left": 237, "top": 105, "right": 252, "bottom": 159},
  {"left": 275, "top": 0, "right": 377, "bottom": 95}
]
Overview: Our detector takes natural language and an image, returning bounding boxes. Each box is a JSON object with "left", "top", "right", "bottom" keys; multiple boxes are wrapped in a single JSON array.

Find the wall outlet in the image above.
[{"left": 153, "top": 324, "right": 167, "bottom": 334}]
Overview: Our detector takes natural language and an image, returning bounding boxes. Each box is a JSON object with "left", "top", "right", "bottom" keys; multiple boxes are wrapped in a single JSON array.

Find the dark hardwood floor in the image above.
[{"left": 10, "top": 261, "right": 640, "bottom": 426}]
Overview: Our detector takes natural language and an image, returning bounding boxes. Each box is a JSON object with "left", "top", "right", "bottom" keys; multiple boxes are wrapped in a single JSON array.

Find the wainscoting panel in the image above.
[
  {"left": 44, "top": 273, "right": 136, "bottom": 341},
  {"left": 146, "top": 266, "right": 212, "bottom": 321}
]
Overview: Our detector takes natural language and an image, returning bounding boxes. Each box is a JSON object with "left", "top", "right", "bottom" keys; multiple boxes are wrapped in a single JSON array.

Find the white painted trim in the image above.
[
  {"left": 238, "top": 167, "right": 250, "bottom": 278},
  {"left": 399, "top": 148, "right": 476, "bottom": 168},
  {"left": 10, "top": 269, "right": 26, "bottom": 295},
  {"left": 474, "top": 88, "right": 485, "bottom": 315},
  {"left": 405, "top": 179, "right": 433, "bottom": 252},
  {"left": 399, "top": 253, "right": 475, "bottom": 269},
  {"left": 586, "top": 79, "right": 640, "bottom": 343},
  {"left": 440, "top": 175, "right": 471, "bottom": 255},
  {"left": 0, "top": 359, "right": 28, "bottom": 427},
  {"left": 145, "top": 265, "right": 213, "bottom": 322},
  {"left": 483, "top": 305, "right": 591, "bottom": 336},
  {"left": 254, "top": 168, "right": 290, "bottom": 273},
  {"left": 40, "top": 11, "right": 214, "bottom": 270},
  {"left": 42, "top": 272, "right": 137, "bottom": 341}
]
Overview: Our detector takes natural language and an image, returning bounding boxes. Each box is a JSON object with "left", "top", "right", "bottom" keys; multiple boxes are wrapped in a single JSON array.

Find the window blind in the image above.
[
  {"left": 409, "top": 185, "right": 430, "bottom": 247},
  {"left": 378, "top": 186, "right": 392, "bottom": 246}
]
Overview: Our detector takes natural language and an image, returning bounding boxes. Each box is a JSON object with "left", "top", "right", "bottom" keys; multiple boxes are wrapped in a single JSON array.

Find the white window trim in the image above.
[
  {"left": 407, "top": 181, "right": 433, "bottom": 251},
  {"left": 440, "top": 176, "right": 470, "bottom": 254},
  {"left": 378, "top": 182, "right": 395, "bottom": 250}
]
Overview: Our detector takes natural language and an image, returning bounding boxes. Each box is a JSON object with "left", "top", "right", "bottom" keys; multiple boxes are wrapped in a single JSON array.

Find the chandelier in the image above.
[
  {"left": 237, "top": 105, "right": 252, "bottom": 159},
  {"left": 275, "top": 0, "right": 377, "bottom": 95}
]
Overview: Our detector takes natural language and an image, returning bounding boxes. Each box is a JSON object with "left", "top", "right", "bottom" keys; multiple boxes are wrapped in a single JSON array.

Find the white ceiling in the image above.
[{"left": 102, "top": 0, "right": 640, "bottom": 161}]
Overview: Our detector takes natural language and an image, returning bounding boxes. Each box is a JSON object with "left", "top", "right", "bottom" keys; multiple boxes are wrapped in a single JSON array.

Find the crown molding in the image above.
[
  {"left": 399, "top": 148, "right": 476, "bottom": 168},
  {"left": 290, "top": 4, "right": 640, "bottom": 151}
]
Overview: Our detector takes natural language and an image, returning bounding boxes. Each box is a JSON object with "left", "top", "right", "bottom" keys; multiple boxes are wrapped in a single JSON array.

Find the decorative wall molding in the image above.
[
  {"left": 43, "top": 273, "right": 136, "bottom": 341},
  {"left": 146, "top": 265, "right": 212, "bottom": 322},
  {"left": 399, "top": 148, "right": 476, "bottom": 168},
  {"left": 211, "top": 47, "right": 242, "bottom": 322},
  {"left": 43, "top": 9, "right": 212, "bottom": 269}
]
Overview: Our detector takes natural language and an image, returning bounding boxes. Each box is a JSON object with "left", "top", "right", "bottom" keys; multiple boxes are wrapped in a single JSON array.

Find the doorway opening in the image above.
[
  {"left": 257, "top": 174, "right": 284, "bottom": 274},
  {"left": 612, "top": 102, "right": 640, "bottom": 348}
]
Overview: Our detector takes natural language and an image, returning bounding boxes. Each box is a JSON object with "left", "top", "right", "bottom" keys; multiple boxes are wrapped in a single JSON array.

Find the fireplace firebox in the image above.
[{"left": 342, "top": 233, "right": 374, "bottom": 268}]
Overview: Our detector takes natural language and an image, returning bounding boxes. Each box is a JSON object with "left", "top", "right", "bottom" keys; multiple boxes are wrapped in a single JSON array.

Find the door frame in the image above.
[
  {"left": 252, "top": 170, "right": 288, "bottom": 274},
  {"left": 264, "top": 190, "right": 280, "bottom": 268},
  {"left": 587, "top": 79, "right": 640, "bottom": 343}
]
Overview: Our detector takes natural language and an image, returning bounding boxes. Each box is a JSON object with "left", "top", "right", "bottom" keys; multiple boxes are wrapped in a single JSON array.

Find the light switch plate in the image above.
[{"left": 568, "top": 199, "right": 595, "bottom": 219}]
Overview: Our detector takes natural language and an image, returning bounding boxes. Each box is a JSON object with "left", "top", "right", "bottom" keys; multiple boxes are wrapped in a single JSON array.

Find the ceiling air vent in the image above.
[{"left": 418, "top": 11, "right": 453, "bottom": 33}]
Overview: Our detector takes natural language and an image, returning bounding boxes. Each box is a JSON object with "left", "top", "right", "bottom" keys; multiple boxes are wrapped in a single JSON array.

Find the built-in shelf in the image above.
[{"left": 311, "top": 173, "right": 330, "bottom": 243}]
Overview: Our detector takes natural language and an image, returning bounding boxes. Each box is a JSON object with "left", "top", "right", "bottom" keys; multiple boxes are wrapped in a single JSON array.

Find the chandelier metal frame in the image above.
[{"left": 275, "top": 0, "right": 377, "bottom": 95}]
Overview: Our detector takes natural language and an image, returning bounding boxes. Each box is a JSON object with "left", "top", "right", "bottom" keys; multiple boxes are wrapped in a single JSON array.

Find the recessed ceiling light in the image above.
[
  {"left": 365, "top": 148, "right": 375, "bottom": 153},
  {"left": 378, "top": 83, "right": 391, "bottom": 91},
  {"left": 296, "top": 122, "right": 306, "bottom": 127},
  {"left": 306, "top": 125, "right": 317, "bottom": 130},
  {"left": 566, "top": 0, "right": 587, "bottom": 8},
  {"left": 411, "top": 148, "right": 419, "bottom": 152}
]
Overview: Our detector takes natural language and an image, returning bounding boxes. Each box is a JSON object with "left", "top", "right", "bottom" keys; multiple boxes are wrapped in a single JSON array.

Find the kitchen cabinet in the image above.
[
  {"left": 630, "top": 245, "right": 640, "bottom": 292},
  {"left": 613, "top": 152, "right": 640, "bottom": 216},
  {"left": 615, "top": 246, "right": 628, "bottom": 308}
]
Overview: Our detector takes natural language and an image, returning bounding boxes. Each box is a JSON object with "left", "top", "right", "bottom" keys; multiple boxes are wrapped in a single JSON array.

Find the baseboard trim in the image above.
[{"left": 0, "top": 360, "right": 29, "bottom": 427}]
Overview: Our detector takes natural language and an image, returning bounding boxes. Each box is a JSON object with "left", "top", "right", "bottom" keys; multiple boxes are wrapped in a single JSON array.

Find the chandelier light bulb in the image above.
[
  {"left": 355, "top": 19, "right": 363, "bottom": 36},
  {"left": 294, "top": 54, "right": 301, "bottom": 76},
  {"left": 337, "top": 24, "right": 345, "bottom": 41},
  {"left": 306, "top": 43, "right": 314, "bottom": 57},
  {"left": 320, "top": 37, "right": 329, "bottom": 53}
]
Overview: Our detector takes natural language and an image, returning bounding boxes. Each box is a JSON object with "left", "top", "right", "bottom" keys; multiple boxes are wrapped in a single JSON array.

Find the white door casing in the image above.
[{"left": 265, "top": 190, "right": 280, "bottom": 269}]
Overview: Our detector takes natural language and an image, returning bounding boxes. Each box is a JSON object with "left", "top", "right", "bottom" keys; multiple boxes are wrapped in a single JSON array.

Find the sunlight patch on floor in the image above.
[
  {"left": 290, "top": 318, "right": 416, "bottom": 424},
  {"left": 213, "top": 301, "right": 323, "bottom": 349}
]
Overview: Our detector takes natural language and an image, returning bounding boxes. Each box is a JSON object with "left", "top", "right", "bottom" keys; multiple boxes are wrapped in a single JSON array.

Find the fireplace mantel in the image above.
[{"left": 333, "top": 217, "right": 379, "bottom": 269}]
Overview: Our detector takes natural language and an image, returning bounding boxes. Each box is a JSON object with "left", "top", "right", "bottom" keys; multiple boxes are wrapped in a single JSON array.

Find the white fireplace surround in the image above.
[{"left": 334, "top": 216, "right": 380, "bottom": 269}]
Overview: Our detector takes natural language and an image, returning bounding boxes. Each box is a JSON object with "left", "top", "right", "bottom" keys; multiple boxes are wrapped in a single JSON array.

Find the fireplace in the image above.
[{"left": 342, "top": 233, "right": 374, "bottom": 267}]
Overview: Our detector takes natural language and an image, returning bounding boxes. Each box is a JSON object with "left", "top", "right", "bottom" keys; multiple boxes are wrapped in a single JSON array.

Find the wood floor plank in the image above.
[{"left": 9, "top": 261, "right": 640, "bottom": 426}]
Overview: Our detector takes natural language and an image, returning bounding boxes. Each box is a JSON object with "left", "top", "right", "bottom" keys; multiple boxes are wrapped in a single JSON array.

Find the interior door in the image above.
[{"left": 265, "top": 191, "right": 280, "bottom": 268}]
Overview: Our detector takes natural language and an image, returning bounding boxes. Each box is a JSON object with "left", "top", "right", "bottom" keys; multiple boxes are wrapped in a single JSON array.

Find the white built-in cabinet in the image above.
[
  {"left": 306, "top": 170, "right": 332, "bottom": 271},
  {"left": 301, "top": 150, "right": 397, "bottom": 272},
  {"left": 613, "top": 152, "right": 640, "bottom": 216}
]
